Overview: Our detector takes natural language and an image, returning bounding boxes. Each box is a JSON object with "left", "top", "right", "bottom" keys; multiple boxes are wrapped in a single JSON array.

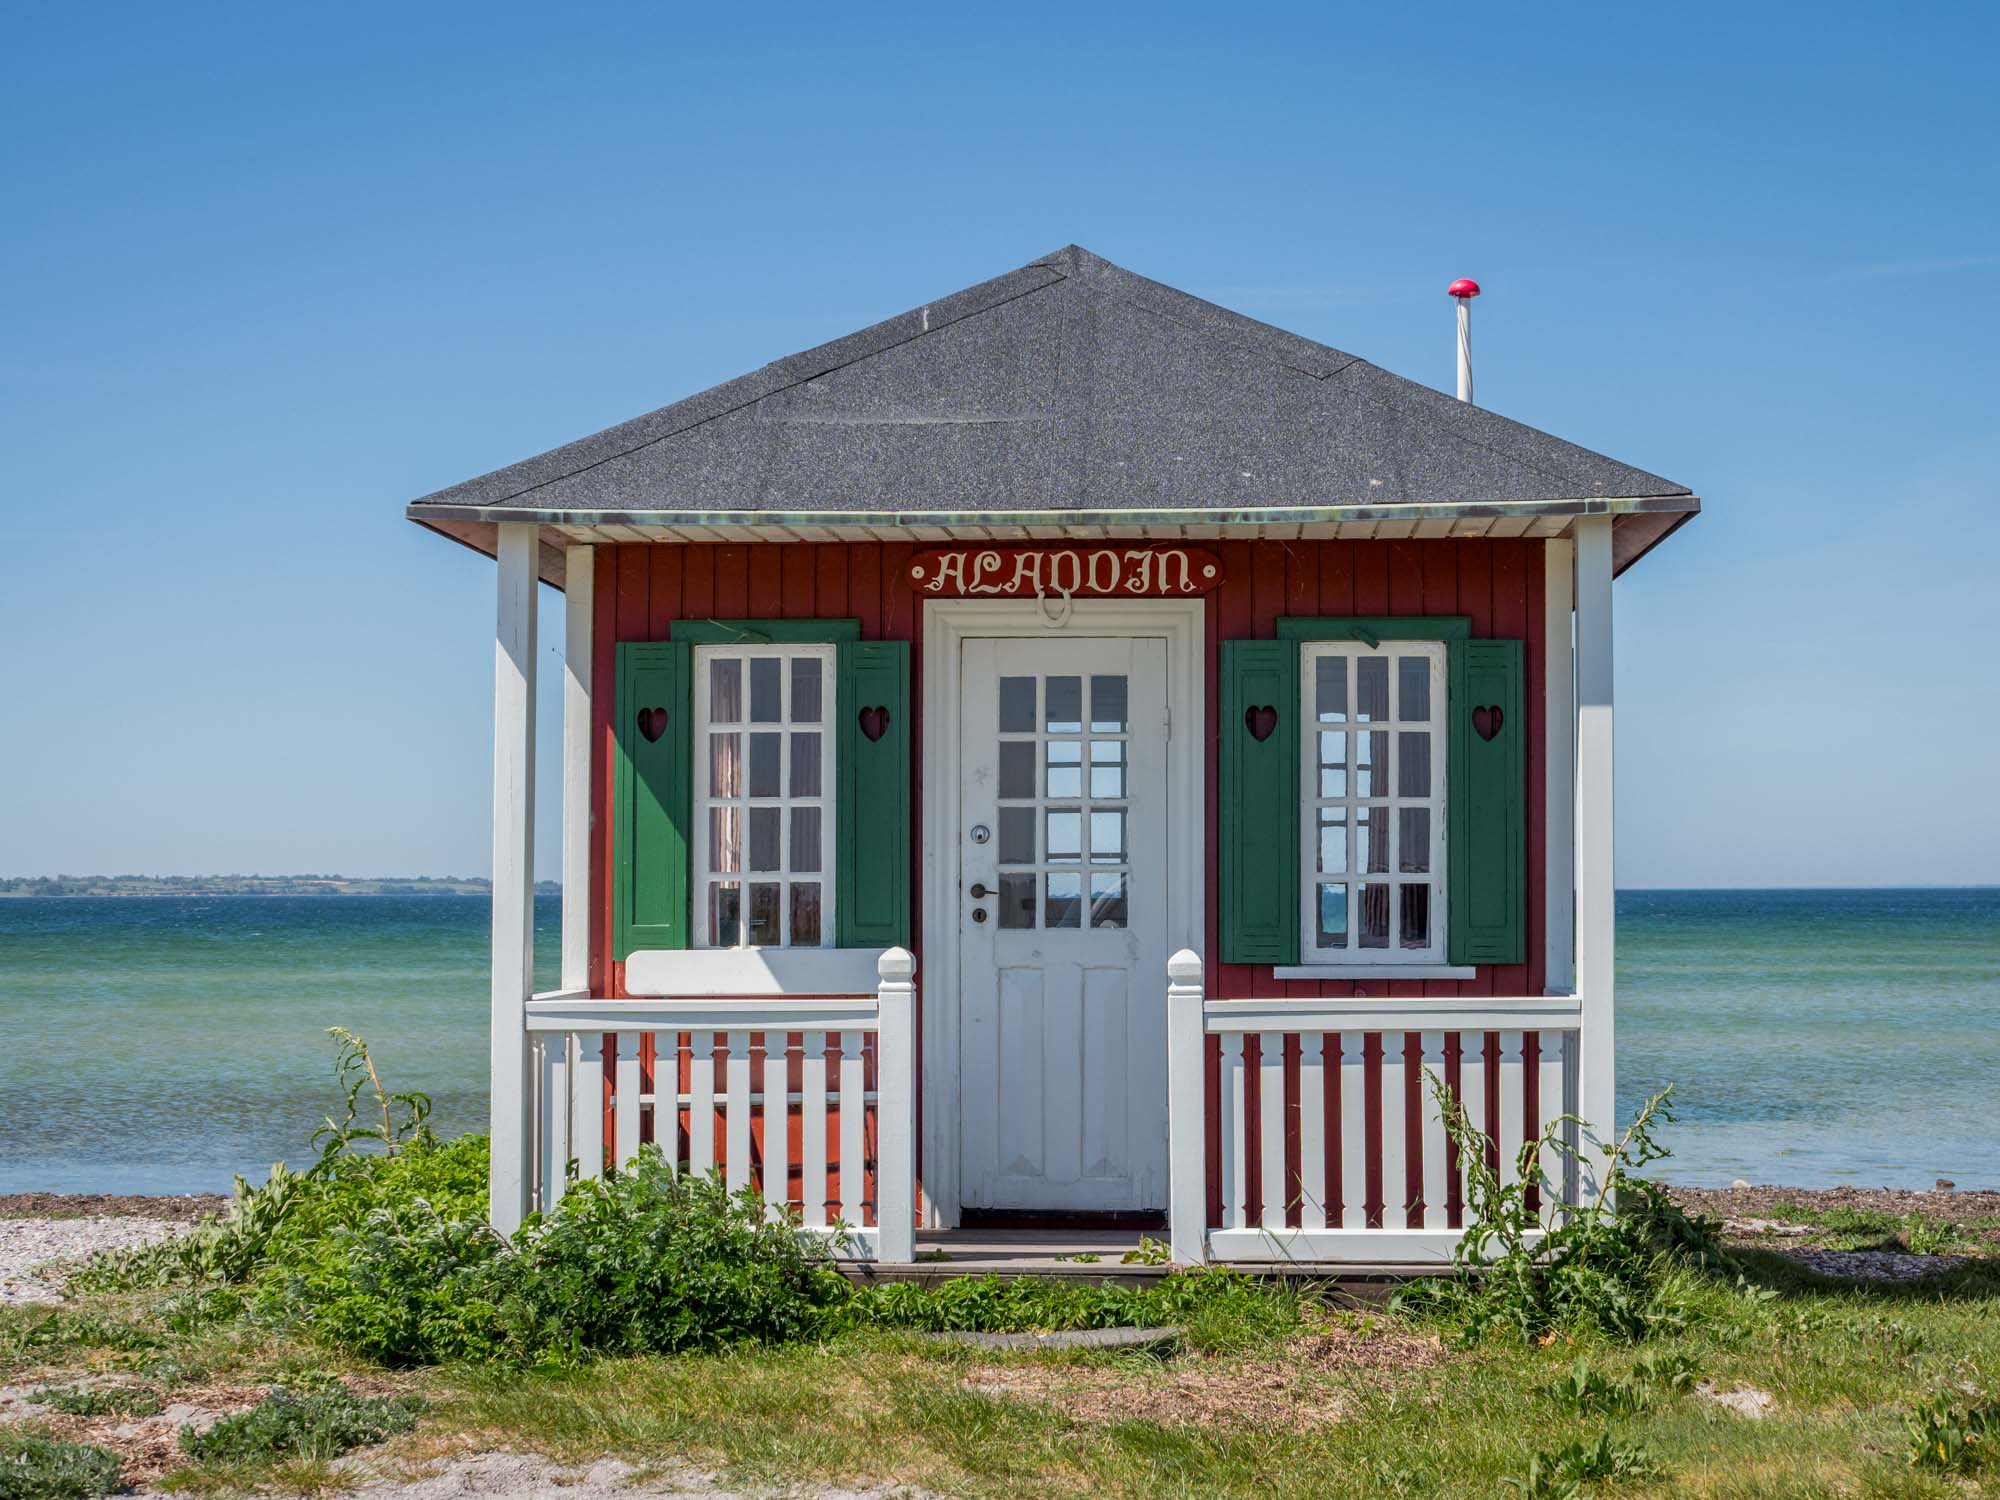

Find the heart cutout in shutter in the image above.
[
  {"left": 1472, "top": 705, "right": 1504, "bottom": 742},
  {"left": 1244, "top": 704, "right": 1278, "bottom": 742},
  {"left": 858, "top": 705, "right": 890, "bottom": 743},
  {"left": 636, "top": 706, "right": 669, "bottom": 743}
]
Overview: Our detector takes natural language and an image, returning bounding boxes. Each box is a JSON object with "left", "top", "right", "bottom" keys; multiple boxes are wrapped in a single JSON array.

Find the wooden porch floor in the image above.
[{"left": 838, "top": 1230, "right": 1452, "bottom": 1288}]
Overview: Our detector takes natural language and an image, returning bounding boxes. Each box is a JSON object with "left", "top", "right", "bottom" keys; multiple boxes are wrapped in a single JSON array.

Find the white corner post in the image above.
[
  {"left": 1166, "top": 948, "right": 1208, "bottom": 1265},
  {"left": 490, "top": 523, "right": 540, "bottom": 1234},
  {"left": 560, "top": 546, "right": 594, "bottom": 995},
  {"left": 874, "top": 947, "right": 917, "bottom": 1263},
  {"left": 1572, "top": 517, "right": 1616, "bottom": 1200},
  {"left": 1543, "top": 536, "right": 1577, "bottom": 996}
]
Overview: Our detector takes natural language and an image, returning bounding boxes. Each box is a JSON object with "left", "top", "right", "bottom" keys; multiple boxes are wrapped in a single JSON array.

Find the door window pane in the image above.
[
  {"left": 1356, "top": 656, "right": 1389, "bottom": 722},
  {"left": 999, "top": 676, "right": 1036, "bottom": 732},
  {"left": 709, "top": 733, "right": 741, "bottom": 798},
  {"left": 789, "top": 732, "right": 822, "bottom": 797},
  {"left": 998, "top": 807, "right": 1036, "bottom": 865},
  {"left": 709, "top": 882, "right": 741, "bottom": 947},
  {"left": 1318, "top": 731, "right": 1346, "bottom": 798},
  {"left": 998, "top": 741, "right": 1036, "bottom": 799},
  {"left": 1397, "top": 731, "right": 1430, "bottom": 798},
  {"left": 1315, "top": 657, "right": 1347, "bottom": 723},
  {"left": 709, "top": 808, "right": 740, "bottom": 873},
  {"left": 1090, "top": 810, "right": 1126, "bottom": 864},
  {"left": 1358, "top": 883, "right": 1391, "bottom": 948},
  {"left": 1398, "top": 656, "right": 1430, "bottom": 720},
  {"left": 1399, "top": 884, "right": 1430, "bottom": 950},
  {"left": 1356, "top": 805, "right": 1389, "bottom": 874},
  {"left": 1045, "top": 872, "right": 1083, "bottom": 928},
  {"left": 1355, "top": 730, "right": 1388, "bottom": 797},
  {"left": 1089, "top": 675, "right": 1128, "bottom": 732},
  {"left": 998, "top": 872, "right": 1036, "bottom": 928},
  {"left": 1317, "top": 810, "right": 1347, "bottom": 874},
  {"left": 1089, "top": 740, "right": 1126, "bottom": 798},
  {"left": 747, "top": 883, "right": 781, "bottom": 944},
  {"left": 1398, "top": 808, "right": 1430, "bottom": 873},
  {"left": 1089, "top": 873, "right": 1128, "bottom": 928},
  {"left": 790, "top": 808, "right": 821, "bottom": 873},
  {"left": 1045, "top": 741, "right": 1082, "bottom": 798},
  {"left": 749, "top": 657, "right": 781, "bottom": 723},
  {"left": 1045, "top": 809, "right": 1082, "bottom": 863},
  {"left": 1045, "top": 676, "right": 1082, "bottom": 733},
  {"left": 790, "top": 883, "right": 822, "bottom": 946}
]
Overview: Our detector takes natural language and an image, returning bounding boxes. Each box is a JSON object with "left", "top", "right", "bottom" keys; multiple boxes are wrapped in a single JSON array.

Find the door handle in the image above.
[{"left": 968, "top": 883, "right": 991, "bottom": 900}]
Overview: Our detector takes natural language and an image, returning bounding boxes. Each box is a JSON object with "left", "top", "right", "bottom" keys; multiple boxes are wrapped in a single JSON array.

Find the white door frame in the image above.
[{"left": 919, "top": 597, "right": 1206, "bottom": 1227}]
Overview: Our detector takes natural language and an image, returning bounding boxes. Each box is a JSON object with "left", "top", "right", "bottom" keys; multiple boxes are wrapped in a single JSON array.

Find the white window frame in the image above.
[
  {"left": 690, "top": 642, "right": 837, "bottom": 950},
  {"left": 1296, "top": 639, "right": 1448, "bottom": 967}
]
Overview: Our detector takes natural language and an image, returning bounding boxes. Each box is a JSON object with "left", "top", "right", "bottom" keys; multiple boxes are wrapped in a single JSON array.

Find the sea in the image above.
[{"left": 0, "top": 889, "right": 1993, "bottom": 1194}]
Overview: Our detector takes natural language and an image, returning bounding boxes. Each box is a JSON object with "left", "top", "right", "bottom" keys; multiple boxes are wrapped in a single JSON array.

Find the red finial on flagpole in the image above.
[
  {"left": 1448, "top": 277, "right": 1481, "bottom": 299},
  {"left": 1448, "top": 278, "right": 1480, "bottom": 401}
]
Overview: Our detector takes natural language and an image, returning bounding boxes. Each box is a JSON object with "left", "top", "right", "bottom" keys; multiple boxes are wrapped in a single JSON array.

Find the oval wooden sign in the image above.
[{"left": 908, "top": 546, "right": 1223, "bottom": 600}]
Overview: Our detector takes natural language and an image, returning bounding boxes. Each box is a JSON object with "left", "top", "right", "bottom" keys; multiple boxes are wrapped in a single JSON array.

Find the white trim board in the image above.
[
  {"left": 623, "top": 947, "right": 884, "bottom": 998},
  {"left": 919, "top": 597, "right": 1206, "bottom": 1228}
]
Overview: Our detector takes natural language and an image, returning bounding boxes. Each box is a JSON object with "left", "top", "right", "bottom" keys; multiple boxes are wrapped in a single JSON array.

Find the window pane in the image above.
[
  {"left": 1316, "top": 883, "right": 1348, "bottom": 948},
  {"left": 1398, "top": 731, "right": 1431, "bottom": 798},
  {"left": 1398, "top": 657, "right": 1431, "bottom": 721},
  {"left": 710, "top": 659, "right": 742, "bottom": 722},
  {"left": 1045, "top": 676, "right": 1082, "bottom": 733},
  {"left": 998, "top": 807, "right": 1036, "bottom": 865},
  {"left": 1399, "top": 884, "right": 1430, "bottom": 950},
  {"left": 1045, "top": 741, "right": 1082, "bottom": 798},
  {"left": 1398, "top": 808, "right": 1430, "bottom": 873},
  {"left": 999, "top": 676, "right": 1036, "bottom": 732},
  {"left": 747, "top": 883, "right": 781, "bottom": 945},
  {"left": 1356, "top": 656, "right": 1389, "bottom": 722},
  {"left": 1357, "top": 805, "right": 1388, "bottom": 874},
  {"left": 789, "top": 732, "right": 822, "bottom": 797},
  {"left": 790, "top": 807, "right": 821, "bottom": 873},
  {"left": 998, "top": 872, "right": 1036, "bottom": 928},
  {"left": 1089, "top": 873, "right": 1128, "bottom": 928},
  {"left": 748, "top": 733, "right": 780, "bottom": 797},
  {"left": 1089, "top": 675, "right": 1128, "bottom": 732},
  {"left": 1317, "top": 810, "right": 1348, "bottom": 874},
  {"left": 790, "top": 883, "right": 822, "bottom": 946},
  {"left": 1358, "top": 883, "right": 1391, "bottom": 948},
  {"left": 998, "top": 741, "right": 1035, "bottom": 799},
  {"left": 791, "top": 658, "right": 822, "bottom": 723},
  {"left": 749, "top": 657, "right": 781, "bottom": 723},
  {"left": 1045, "top": 872, "right": 1083, "bottom": 928},
  {"left": 1045, "top": 808, "right": 1082, "bottom": 863},
  {"left": 709, "top": 733, "right": 741, "bottom": 798},
  {"left": 1090, "top": 809, "right": 1126, "bottom": 864},
  {"left": 748, "top": 807, "right": 780, "bottom": 872},
  {"left": 1089, "top": 740, "right": 1126, "bottom": 798},
  {"left": 1318, "top": 731, "right": 1346, "bottom": 798},
  {"left": 709, "top": 882, "right": 741, "bottom": 947},
  {"left": 709, "top": 807, "right": 740, "bottom": 873},
  {"left": 1315, "top": 656, "right": 1347, "bottom": 723},
  {"left": 1355, "top": 730, "right": 1388, "bottom": 797}
]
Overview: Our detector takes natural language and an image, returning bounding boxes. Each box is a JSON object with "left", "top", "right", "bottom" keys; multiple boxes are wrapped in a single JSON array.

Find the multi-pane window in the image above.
[
  {"left": 994, "top": 672, "right": 1131, "bottom": 931},
  {"left": 693, "top": 645, "right": 834, "bottom": 948},
  {"left": 1300, "top": 641, "right": 1447, "bottom": 963}
]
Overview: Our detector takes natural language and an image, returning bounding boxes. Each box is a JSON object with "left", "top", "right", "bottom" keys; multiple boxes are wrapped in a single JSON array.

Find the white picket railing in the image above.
[
  {"left": 523, "top": 948, "right": 916, "bottom": 1261},
  {"left": 1166, "top": 950, "right": 1582, "bottom": 1265}
]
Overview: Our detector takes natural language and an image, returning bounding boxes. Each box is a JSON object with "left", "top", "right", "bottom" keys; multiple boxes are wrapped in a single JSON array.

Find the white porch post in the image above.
[
  {"left": 874, "top": 947, "right": 917, "bottom": 1263},
  {"left": 1543, "top": 537, "right": 1577, "bottom": 997},
  {"left": 1166, "top": 948, "right": 1208, "bottom": 1265},
  {"left": 1573, "top": 517, "right": 1616, "bottom": 1200},
  {"left": 560, "top": 546, "right": 594, "bottom": 995},
  {"left": 490, "top": 523, "right": 539, "bottom": 1234}
]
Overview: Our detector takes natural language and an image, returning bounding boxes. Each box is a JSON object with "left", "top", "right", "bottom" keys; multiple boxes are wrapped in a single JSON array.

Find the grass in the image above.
[{"left": 6, "top": 1250, "right": 2000, "bottom": 1497}]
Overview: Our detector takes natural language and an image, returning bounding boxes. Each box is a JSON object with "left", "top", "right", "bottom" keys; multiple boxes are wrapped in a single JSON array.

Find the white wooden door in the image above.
[{"left": 957, "top": 636, "right": 1169, "bottom": 1213}]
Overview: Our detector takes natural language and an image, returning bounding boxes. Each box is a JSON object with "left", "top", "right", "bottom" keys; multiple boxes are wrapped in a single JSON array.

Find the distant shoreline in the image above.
[{"left": 0, "top": 877, "right": 561, "bottom": 898}]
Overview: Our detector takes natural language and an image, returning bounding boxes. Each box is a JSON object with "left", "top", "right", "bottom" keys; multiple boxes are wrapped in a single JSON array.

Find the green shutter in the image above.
[
  {"left": 836, "top": 640, "right": 911, "bottom": 948},
  {"left": 613, "top": 640, "right": 692, "bottom": 959},
  {"left": 1219, "top": 640, "right": 1300, "bottom": 965},
  {"left": 1448, "top": 638, "right": 1525, "bottom": 966}
]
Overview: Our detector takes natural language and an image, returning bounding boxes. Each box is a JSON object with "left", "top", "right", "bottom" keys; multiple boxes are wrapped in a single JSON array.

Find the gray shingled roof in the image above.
[{"left": 407, "top": 245, "right": 1696, "bottom": 560}]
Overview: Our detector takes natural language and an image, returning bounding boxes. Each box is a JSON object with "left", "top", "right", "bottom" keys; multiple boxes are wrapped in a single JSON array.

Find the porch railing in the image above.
[
  {"left": 522, "top": 948, "right": 915, "bottom": 1262},
  {"left": 1166, "top": 950, "right": 1582, "bottom": 1265}
]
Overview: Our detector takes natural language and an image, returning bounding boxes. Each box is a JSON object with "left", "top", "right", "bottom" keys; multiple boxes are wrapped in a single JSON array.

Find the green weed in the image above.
[
  {"left": 0, "top": 1434, "right": 126, "bottom": 1500},
  {"left": 25, "top": 1386, "right": 161, "bottom": 1419},
  {"left": 178, "top": 1385, "right": 423, "bottom": 1464}
]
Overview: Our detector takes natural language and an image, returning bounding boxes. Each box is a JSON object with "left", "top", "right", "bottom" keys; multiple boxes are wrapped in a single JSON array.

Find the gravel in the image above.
[{"left": 0, "top": 1215, "right": 192, "bottom": 1304}]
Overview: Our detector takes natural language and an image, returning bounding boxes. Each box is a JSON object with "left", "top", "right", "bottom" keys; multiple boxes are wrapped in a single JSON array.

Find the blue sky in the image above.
[{"left": 2, "top": 2, "right": 1994, "bottom": 888}]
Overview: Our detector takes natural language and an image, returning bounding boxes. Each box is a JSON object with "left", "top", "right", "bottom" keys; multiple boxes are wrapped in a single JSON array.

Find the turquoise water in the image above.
[{"left": 0, "top": 890, "right": 1993, "bottom": 1192}]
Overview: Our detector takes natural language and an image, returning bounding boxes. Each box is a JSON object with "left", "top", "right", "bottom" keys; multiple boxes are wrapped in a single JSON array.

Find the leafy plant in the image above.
[
  {"left": 0, "top": 1435, "right": 126, "bottom": 1500},
  {"left": 1901, "top": 1214, "right": 1974, "bottom": 1256},
  {"left": 1122, "top": 1236, "right": 1172, "bottom": 1266},
  {"left": 178, "top": 1385, "right": 423, "bottom": 1464},
  {"left": 1905, "top": 1392, "right": 1999, "bottom": 1473},
  {"left": 1543, "top": 1358, "right": 1640, "bottom": 1417},
  {"left": 26, "top": 1386, "right": 161, "bottom": 1418},
  {"left": 313, "top": 1028, "right": 434, "bottom": 1165},
  {"left": 1393, "top": 1081, "right": 1728, "bottom": 1344},
  {"left": 1504, "top": 1432, "right": 1661, "bottom": 1493}
]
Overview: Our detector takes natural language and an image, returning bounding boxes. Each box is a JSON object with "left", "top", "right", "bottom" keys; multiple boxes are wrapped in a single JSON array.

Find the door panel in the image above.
[{"left": 958, "top": 636, "right": 1169, "bottom": 1212}]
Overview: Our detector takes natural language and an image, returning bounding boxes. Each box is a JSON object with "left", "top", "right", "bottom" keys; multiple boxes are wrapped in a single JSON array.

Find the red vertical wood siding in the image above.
[{"left": 587, "top": 537, "right": 1548, "bottom": 1223}]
